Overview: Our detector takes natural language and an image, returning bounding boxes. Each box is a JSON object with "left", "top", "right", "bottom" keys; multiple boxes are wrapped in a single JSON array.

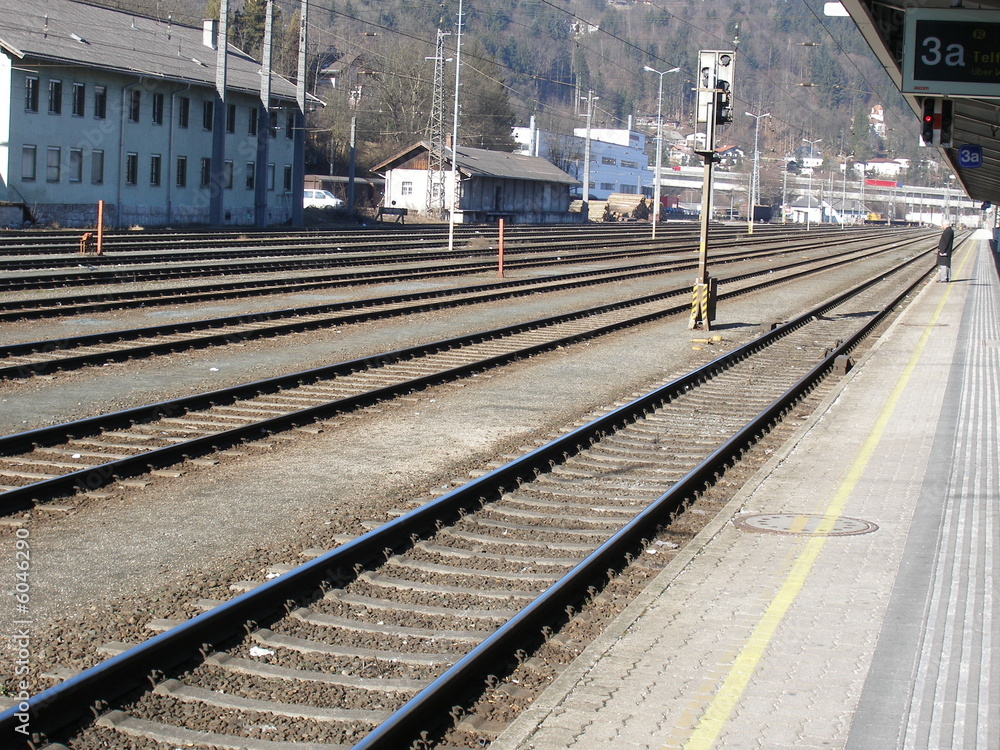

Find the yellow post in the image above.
[{"left": 690, "top": 156, "right": 716, "bottom": 330}]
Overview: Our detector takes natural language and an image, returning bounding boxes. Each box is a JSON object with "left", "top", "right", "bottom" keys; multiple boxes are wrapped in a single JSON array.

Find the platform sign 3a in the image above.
[
  {"left": 958, "top": 143, "right": 983, "bottom": 168},
  {"left": 903, "top": 8, "right": 1000, "bottom": 96}
]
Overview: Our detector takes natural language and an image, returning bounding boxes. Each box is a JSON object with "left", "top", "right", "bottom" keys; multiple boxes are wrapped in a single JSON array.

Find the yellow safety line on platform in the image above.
[{"left": 675, "top": 244, "right": 975, "bottom": 750}]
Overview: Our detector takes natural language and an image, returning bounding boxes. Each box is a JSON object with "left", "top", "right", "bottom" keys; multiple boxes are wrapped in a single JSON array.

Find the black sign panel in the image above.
[{"left": 904, "top": 9, "right": 1000, "bottom": 95}]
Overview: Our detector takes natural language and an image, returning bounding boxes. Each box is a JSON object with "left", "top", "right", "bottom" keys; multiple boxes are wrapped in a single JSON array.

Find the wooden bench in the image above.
[{"left": 376, "top": 206, "right": 408, "bottom": 223}]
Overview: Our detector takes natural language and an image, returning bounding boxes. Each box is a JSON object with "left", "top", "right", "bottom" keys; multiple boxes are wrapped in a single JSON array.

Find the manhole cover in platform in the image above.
[{"left": 734, "top": 513, "right": 878, "bottom": 536}]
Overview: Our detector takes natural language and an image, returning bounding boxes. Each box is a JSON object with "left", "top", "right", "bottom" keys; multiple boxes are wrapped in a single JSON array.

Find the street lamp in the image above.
[
  {"left": 745, "top": 111, "right": 769, "bottom": 233},
  {"left": 644, "top": 65, "right": 679, "bottom": 239},
  {"left": 802, "top": 137, "right": 822, "bottom": 230},
  {"left": 841, "top": 156, "right": 848, "bottom": 227}
]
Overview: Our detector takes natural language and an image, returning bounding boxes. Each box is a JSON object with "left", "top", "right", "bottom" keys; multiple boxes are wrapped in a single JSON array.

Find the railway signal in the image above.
[
  {"left": 940, "top": 99, "right": 954, "bottom": 147},
  {"left": 919, "top": 97, "right": 953, "bottom": 148},
  {"left": 695, "top": 50, "right": 736, "bottom": 154},
  {"left": 692, "top": 50, "right": 736, "bottom": 330},
  {"left": 921, "top": 98, "right": 936, "bottom": 147}
]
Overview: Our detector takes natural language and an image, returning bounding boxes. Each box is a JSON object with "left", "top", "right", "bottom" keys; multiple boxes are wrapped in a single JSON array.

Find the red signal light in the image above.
[{"left": 921, "top": 99, "right": 937, "bottom": 145}]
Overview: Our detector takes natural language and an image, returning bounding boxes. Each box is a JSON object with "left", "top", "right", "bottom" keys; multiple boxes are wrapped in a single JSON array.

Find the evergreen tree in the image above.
[
  {"left": 231, "top": 0, "right": 270, "bottom": 58},
  {"left": 460, "top": 42, "right": 517, "bottom": 151}
]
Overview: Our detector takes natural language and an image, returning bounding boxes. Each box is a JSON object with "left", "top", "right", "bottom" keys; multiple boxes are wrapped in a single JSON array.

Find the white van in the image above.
[{"left": 303, "top": 189, "right": 344, "bottom": 209}]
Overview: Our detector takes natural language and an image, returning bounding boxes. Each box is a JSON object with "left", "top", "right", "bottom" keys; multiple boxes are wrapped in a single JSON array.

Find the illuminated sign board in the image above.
[{"left": 903, "top": 8, "right": 1000, "bottom": 96}]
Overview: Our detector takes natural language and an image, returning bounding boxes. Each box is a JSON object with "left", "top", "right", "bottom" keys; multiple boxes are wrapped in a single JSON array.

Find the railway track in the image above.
[
  {"left": 0, "top": 223, "right": 631, "bottom": 256},
  {"left": 0, "top": 224, "right": 724, "bottom": 273},
  {"left": 0, "top": 224, "right": 718, "bottom": 288},
  {"left": 0, "top": 222, "right": 801, "bottom": 261},
  {"left": 0, "top": 234, "right": 776, "bottom": 319},
  {"left": 0, "top": 232, "right": 938, "bottom": 514},
  {"left": 0, "top": 234, "right": 938, "bottom": 749},
  {"left": 0, "top": 224, "right": 878, "bottom": 299},
  {"left": 0, "top": 230, "right": 929, "bottom": 379}
]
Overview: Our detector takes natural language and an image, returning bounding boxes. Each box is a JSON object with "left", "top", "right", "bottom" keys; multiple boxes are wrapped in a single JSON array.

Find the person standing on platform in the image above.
[{"left": 937, "top": 222, "right": 954, "bottom": 282}]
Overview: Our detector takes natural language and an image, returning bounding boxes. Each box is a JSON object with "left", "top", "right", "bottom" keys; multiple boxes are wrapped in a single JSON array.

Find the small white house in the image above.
[
  {"left": 788, "top": 195, "right": 826, "bottom": 225},
  {"left": 372, "top": 141, "right": 578, "bottom": 224},
  {"left": 852, "top": 158, "right": 909, "bottom": 178}
]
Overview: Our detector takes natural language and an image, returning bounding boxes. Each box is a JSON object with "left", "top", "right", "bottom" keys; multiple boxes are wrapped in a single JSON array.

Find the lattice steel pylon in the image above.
[{"left": 427, "top": 29, "right": 448, "bottom": 218}]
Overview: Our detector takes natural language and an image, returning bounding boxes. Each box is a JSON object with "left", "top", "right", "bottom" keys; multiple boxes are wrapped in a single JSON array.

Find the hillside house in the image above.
[{"left": 852, "top": 158, "right": 910, "bottom": 178}]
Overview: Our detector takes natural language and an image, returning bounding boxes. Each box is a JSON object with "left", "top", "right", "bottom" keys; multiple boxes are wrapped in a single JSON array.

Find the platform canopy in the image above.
[{"left": 841, "top": 0, "right": 1000, "bottom": 206}]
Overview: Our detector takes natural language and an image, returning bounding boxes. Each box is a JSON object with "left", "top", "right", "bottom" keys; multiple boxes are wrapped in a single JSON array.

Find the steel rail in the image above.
[
  {"left": 0, "top": 236, "right": 721, "bottom": 302},
  {"left": 0, "top": 247, "right": 564, "bottom": 292},
  {"left": 0, "top": 223, "right": 746, "bottom": 288},
  {"left": 0, "top": 226, "right": 916, "bottom": 295},
  {"left": 0, "top": 223, "right": 647, "bottom": 253},
  {"left": 0, "top": 236, "right": 936, "bottom": 514},
  {"left": 0, "top": 232, "right": 918, "bottom": 378},
  {"left": 0, "top": 240, "right": 935, "bottom": 748},
  {"left": 0, "top": 229, "right": 807, "bottom": 293},
  {"left": 0, "top": 222, "right": 805, "bottom": 257},
  {"left": 0, "top": 227, "right": 926, "bottom": 323},
  {"left": 0, "top": 234, "right": 933, "bottom": 513},
  {"left": 0, "top": 224, "right": 712, "bottom": 271}
]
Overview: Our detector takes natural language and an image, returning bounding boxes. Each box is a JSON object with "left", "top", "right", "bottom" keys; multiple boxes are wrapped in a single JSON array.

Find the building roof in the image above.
[
  {"left": 319, "top": 51, "right": 364, "bottom": 78},
  {"left": 373, "top": 141, "right": 579, "bottom": 185},
  {"left": 0, "top": 0, "right": 298, "bottom": 100}
]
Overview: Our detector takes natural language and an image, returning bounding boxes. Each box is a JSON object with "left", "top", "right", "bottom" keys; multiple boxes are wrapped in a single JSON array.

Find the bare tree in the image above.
[
  {"left": 544, "top": 132, "right": 584, "bottom": 177},
  {"left": 308, "top": 37, "right": 433, "bottom": 173}
]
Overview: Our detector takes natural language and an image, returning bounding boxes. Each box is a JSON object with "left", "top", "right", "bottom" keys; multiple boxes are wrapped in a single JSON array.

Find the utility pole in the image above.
[
  {"left": 291, "top": 0, "right": 307, "bottom": 228},
  {"left": 427, "top": 29, "right": 449, "bottom": 218},
  {"left": 446, "top": 0, "right": 464, "bottom": 252},
  {"left": 644, "top": 66, "right": 679, "bottom": 239},
  {"left": 745, "top": 110, "right": 769, "bottom": 235},
  {"left": 581, "top": 90, "right": 597, "bottom": 222},
  {"left": 209, "top": 0, "right": 229, "bottom": 226},
  {"left": 861, "top": 170, "right": 866, "bottom": 220},
  {"left": 781, "top": 168, "right": 788, "bottom": 223},
  {"left": 841, "top": 157, "right": 848, "bottom": 227},
  {"left": 803, "top": 137, "right": 821, "bottom": 230},
  {"left": 253, "top": 0, "right": 273, "bottom": 227},
  {"left": 348, "top": 116, "right": 356, "bottom": 212}
]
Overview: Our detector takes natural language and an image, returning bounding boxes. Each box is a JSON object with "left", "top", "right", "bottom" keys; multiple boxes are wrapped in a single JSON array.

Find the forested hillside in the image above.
[{"left": 85, "top": 0, "right": 925, "bottom": 194}]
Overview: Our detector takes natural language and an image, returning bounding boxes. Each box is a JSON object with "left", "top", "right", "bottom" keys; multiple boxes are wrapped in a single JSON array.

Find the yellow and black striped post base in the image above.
[{"left": 688, "top": 279, "right": 716, "bottom": 330}]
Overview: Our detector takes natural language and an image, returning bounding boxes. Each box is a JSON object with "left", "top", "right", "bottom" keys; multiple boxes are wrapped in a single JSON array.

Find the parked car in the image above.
[{"left": 303, "top": 189, "right": 344, "bottom": 209}]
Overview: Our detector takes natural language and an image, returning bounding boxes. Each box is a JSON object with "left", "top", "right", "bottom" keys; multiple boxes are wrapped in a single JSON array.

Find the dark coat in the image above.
[{"left": 937, "top": 226, "right": 954, "bottom": 267}]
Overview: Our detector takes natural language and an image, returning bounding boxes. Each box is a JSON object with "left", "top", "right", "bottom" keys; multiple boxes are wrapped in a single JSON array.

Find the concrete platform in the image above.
[{"left": 493, "top": 232, "right": 1000, "bottom": 749}]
